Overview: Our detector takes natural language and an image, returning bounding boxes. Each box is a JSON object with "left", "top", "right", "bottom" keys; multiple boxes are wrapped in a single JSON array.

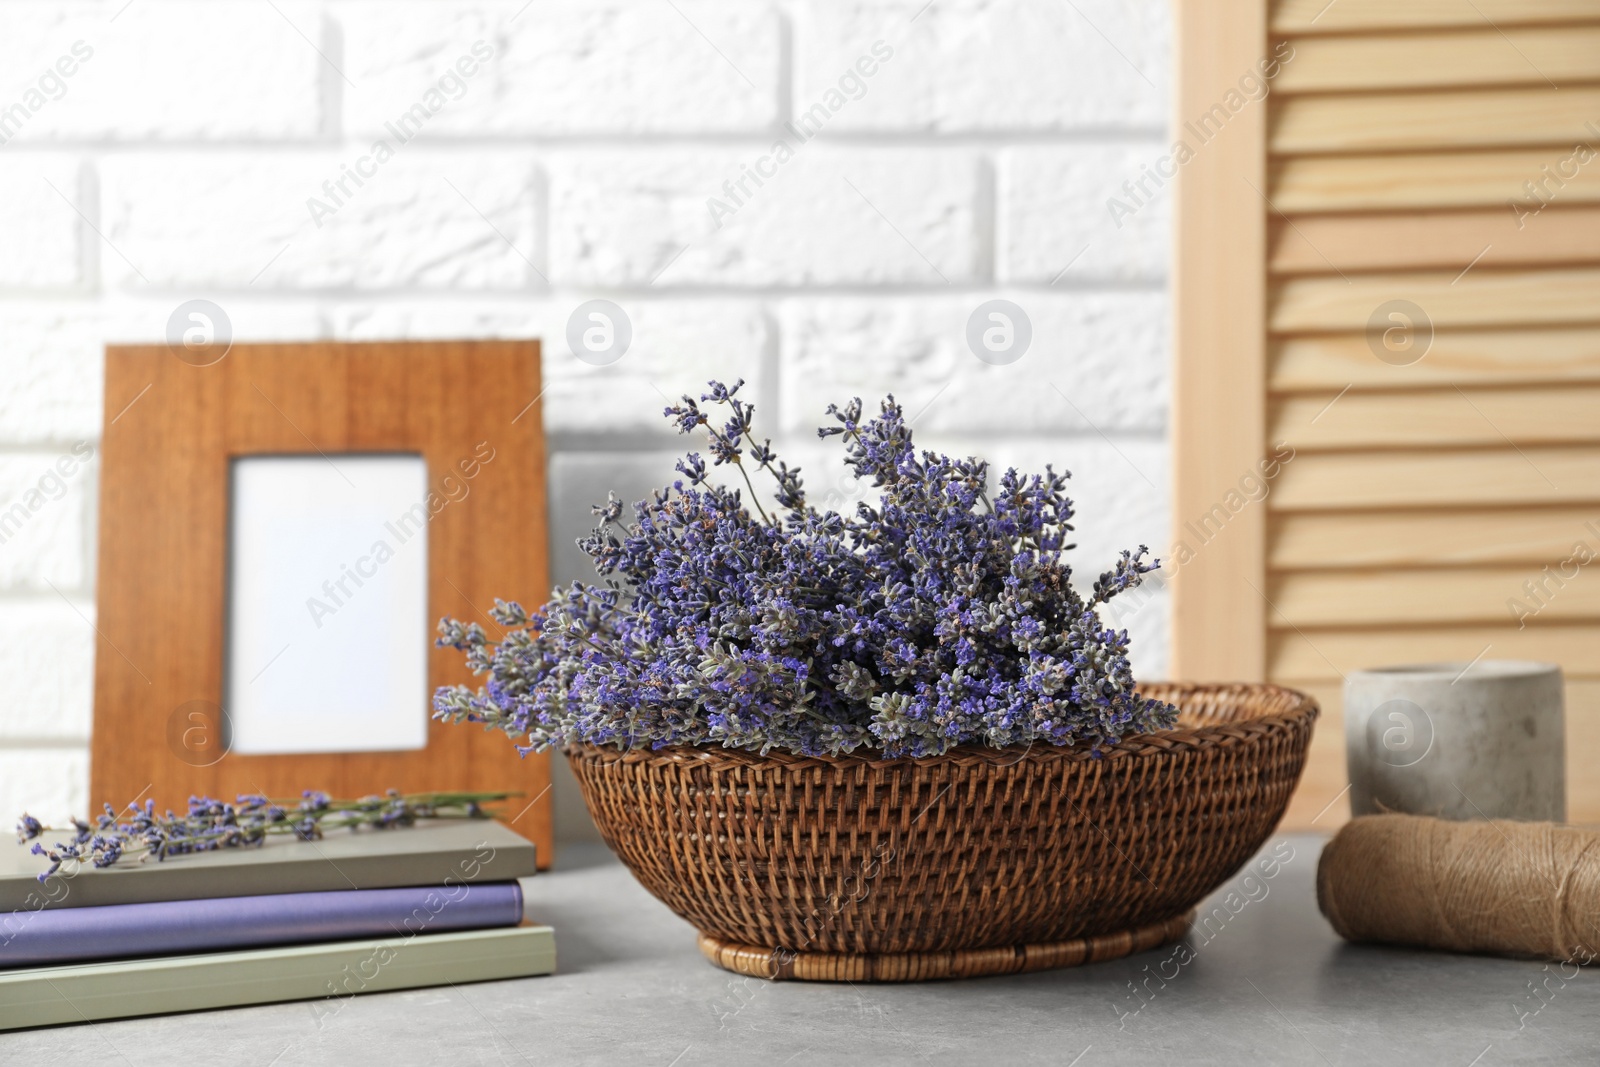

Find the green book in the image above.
[
  {"left": 0, "top": 922, "right": 555, "bottom": 1031},
  {"left": 1, "top": 819, "right": 537, "bottom": 911}
]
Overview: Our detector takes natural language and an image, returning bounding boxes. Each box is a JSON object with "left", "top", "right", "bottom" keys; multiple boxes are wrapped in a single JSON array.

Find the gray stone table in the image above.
[{"left": 3, "top": 834, "right": 1596, "bottom": 1066}]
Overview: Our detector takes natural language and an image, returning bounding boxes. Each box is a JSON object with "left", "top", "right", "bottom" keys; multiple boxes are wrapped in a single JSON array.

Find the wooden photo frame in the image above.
[{"left": 91, "top": 341, "right": 552, "bottom": 865}]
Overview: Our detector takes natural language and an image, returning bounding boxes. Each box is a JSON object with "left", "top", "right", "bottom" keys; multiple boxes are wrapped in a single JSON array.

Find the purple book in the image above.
[{"left": 0, "top": 882, "right": 523, "bottom": 968}]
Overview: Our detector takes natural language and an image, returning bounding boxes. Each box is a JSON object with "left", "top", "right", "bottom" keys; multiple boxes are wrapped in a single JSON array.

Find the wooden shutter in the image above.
[{"left": 1175, "top": 0, "right": 1600, "bottom": 829}]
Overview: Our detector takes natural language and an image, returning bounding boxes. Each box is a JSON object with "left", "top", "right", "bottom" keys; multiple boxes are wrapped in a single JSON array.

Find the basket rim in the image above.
[{"left": 563, "top": 681, "right": 1319, "bottom": 771}]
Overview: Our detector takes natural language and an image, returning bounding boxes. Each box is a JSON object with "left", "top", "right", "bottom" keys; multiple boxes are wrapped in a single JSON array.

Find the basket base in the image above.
[{"left": 697, "top": 911, "right": 1195, "bottom": 982}]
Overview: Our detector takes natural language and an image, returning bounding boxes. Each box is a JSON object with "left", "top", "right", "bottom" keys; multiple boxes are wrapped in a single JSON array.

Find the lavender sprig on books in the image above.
[
  {"left": 17, "top": 789, "right": 514, "bottom": 881},
  {"left": 2, "top": 788, "right": 552, "bottom": 1021}
]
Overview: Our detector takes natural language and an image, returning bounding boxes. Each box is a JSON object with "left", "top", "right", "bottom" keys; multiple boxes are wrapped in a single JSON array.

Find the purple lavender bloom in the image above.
[
  {"left": 14, "top": 791, "right": 508, "bottom": 875},
  {"left": 434, "top": 381, "right": 1176, "bottom": 759}
]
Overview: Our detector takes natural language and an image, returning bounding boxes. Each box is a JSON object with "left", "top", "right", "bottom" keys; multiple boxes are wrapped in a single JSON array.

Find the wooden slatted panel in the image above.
[
  {"left": 1273, "top": 448, "right": 1600, "bottom": 509},
  {"left": 1270, "top": 568, "right": 1600, "bottom": 627},
  {"left": 1569, "top": 682, "right": 1600, "bottom": 820},
  {"left": 1272, "top": 508, "right": 1600, "bottom": 569},
  {"left": 1275, "top": 27, "right": 1600, "bottom": 93},
  {"left": 1248, "top": 1, "right": 1600, "bottom": 830},
  {"left": 1269, "top": 625, "right": 1600, "bottom": 681},
  {"left": 1272, "top": 269, "right": 1600, "bottom": 332},
  {"left": 1272, "top": 150, "right": 1600, "bottom": 212},
  {"left": 1273, "top": 0, "right": 1600, "bottom": 34},
  {"left": 1276, "top": 680, "right": 1349, "bottom": 830},
  {"left": 1270, "top": 207, "right": 1600, "bottom": 275},
  {"left": 1273, "top": 88, "right": 1600, "bottom": 154},
  {"left": 1171, "top": 0, "right": 1271, "bottom": 684},
  {"left": 1271, "top": 386, "right": 1600, "bottom": 449},
  {"left": 1271, "top": 329, "right": 1600, "bottom": 391}
]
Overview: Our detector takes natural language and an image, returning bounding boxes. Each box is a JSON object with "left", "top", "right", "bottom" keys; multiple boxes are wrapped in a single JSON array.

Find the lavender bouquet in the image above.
[{"left": 434, "top": 381, "right": 1175, "bottom": 760}]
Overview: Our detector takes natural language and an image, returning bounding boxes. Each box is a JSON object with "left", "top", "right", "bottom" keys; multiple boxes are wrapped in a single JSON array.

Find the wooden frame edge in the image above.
[{"left": 1170, "top": 0, "right": 1271, "bottom": 681}]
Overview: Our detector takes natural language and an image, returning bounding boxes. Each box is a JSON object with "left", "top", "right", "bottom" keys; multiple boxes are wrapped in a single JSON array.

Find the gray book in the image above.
[
  {"left": 0, "top": 921, "right": 555, "bottom": 1031},
  {"left": 1, "top": 819, "right": 537, "bottom": 911}
]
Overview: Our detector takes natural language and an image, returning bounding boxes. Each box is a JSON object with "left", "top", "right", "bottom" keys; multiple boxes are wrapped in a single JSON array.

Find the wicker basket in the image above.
[{"left": 566, "top": 682, "right": 1317, "bottom": 981}]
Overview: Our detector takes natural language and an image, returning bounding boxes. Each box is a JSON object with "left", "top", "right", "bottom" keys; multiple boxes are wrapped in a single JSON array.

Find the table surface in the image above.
[{"left": 3, "top": 833, "right": 1596, "bottom": 1066}]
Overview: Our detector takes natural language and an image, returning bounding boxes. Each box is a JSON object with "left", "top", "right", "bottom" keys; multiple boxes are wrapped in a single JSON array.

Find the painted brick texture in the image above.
[{"left": 0, "top": 0, "right": 1171, "bottom": 836}]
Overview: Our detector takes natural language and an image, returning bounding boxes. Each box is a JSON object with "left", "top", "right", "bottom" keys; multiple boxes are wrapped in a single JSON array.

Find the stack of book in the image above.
[{"left": 0, "top": 820, "right": 553, "bottom": 1030}]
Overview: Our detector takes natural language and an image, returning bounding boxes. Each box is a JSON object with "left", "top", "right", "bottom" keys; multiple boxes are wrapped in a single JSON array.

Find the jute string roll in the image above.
[{"left": 1317, "top": 814, "right": 1600, "bottom": 962}]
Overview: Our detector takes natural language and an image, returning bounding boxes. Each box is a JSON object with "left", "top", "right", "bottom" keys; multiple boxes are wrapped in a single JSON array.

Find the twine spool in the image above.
[{"left": 1317, "top": 814, "right": 1600, "bottom": 963}]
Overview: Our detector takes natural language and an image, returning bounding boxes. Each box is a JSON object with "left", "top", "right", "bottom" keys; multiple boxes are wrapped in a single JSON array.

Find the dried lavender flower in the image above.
[
  {"left": 15, "top": 790, "right": 512, "bottom": 882},
  {"left": 434, "top": 381, "right": 1176, "bottom": 760}
]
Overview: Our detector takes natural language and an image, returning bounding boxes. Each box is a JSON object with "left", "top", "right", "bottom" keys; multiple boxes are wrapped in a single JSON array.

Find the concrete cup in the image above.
[{"left": 1343, "top": 660, "right": 1565, "bottom": 822}]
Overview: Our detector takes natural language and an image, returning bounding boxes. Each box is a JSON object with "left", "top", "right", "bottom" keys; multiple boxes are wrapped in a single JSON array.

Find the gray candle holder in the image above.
[{"left": 1343, "top": 660, "right": 1565, "bottom": 822}]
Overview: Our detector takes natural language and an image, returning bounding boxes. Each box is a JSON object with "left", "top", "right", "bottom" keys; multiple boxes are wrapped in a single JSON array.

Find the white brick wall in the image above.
[
  {"left": 794, "top": 0, "right": 1166, "bottom": 130},
  {"left": 342, "top": 2, "right": 782, "bottom": 135},
  {"left": 549, "top": 148, "right": 985, "bottom": 286},
  {"left": 0, "top": 0, "right": 1172, "bottom": 838},
  {"left": 102, "top": 150, "right": 543, "bottom": 289},
  {"left": 777, "top": 293, "right": 1168, "bottom": 435},
  {"left": 1001, "top": 146, "right": 1172, "bottom": 282},
  {"left": 0, "top": 158, "right": 84, "bottom": 288},
  {"left": 0, "top": 2, "right": 325, "bottom": 140}
]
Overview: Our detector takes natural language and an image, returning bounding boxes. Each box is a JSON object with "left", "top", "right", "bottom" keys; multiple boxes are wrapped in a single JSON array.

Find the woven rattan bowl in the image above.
[{"left": 566, "top": 681, "right": 1317, "bottom": 981}]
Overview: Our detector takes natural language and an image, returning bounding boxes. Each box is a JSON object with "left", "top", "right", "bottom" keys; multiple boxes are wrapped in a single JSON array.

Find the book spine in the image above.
[
  {"left": 0, "top": 925, "right": 555, "bottom": 1031},
  {"left": 0, "top": 883, "right": 523, "bottom": 967}
]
